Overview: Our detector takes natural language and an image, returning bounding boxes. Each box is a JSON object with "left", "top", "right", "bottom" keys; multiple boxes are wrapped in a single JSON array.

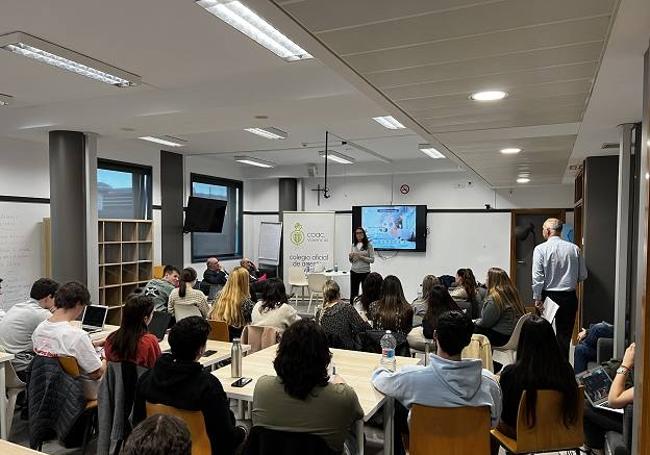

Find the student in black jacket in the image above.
[{"left": 133, "top": 316, "right": 245, "bottom": 455}]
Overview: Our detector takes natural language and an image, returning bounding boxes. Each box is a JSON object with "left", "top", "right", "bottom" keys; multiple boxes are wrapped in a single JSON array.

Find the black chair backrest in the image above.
[
  {"left": 242, "top": 426, "right": 336, "bottom": 455},
  {"left": 623, "top": 403, "right": 633, "bottom": 451}
]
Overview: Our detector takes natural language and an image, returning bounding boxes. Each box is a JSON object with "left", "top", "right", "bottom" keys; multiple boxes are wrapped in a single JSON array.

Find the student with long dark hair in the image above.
[
  {"left": 368, "top": 275, "right": 413, "bottom": 335},
  {"left": 422, "top": 285, "right": 461, "bottom": 339},
  {"left": 352, "top": 272, "right": 383, "bottom": 321},
  {"left": 168, "top": 267, "right": 209, "bottom": 319},
  {"left": 349, "top": 227, "right": 375, "bottom": 301},
  {"left": 497, "top": 316, "right": 579, "bottom": 439},
  {"left": 252, "top": 319, "right": 363, "bottom": 453},
  {"left": 251, "top": 278, "right": 299, "bottom": 332},
  {"left": 450, "top": 269, "right": 477, "bottom": 301},
  {"left": 104, "top": 292, "right": 161, "bottom": 368}
]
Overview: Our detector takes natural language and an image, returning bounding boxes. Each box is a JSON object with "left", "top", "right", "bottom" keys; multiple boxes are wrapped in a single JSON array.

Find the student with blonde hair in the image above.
[
  {"left": 474, "top": 267, "right": 526, "bottom": 347},
  {"left": 209, "top": 266, "right": 255, "bottom": 340},
  {"left": 316, "top": 280, "right": 369, "bottom": 350}
]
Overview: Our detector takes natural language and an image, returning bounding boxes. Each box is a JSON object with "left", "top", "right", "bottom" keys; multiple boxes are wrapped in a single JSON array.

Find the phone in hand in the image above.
[
  {"left": 202, "top": 350, "right": 217, "bottom": 357},
  {"left": 232, "top": 377, "right": 253, "bottom": 387}
]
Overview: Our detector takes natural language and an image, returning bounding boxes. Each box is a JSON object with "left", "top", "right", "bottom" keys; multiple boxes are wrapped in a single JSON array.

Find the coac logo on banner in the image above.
[
  {"left": 290, "top": 223, "right": 305, "bottom": 246},
  {"left": 290, "top": 222, "right": 329, "bottom": 246}
]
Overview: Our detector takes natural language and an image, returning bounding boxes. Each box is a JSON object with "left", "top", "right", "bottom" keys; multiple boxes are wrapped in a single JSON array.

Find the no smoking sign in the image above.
[{"left": 399, "top": 184, "right": 410, "bottom": 195}]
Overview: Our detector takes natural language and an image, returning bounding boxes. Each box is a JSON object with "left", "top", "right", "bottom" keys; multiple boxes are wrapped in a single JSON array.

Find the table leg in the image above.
[
  {"left": 383, "top": 398, "right": 394, "bottom": 455},
  {"left": 355, "top": 420, "right": 364, "bottom": 455},
  {"left": 237, "top": 400, "right": 245, "bottom": 420},
  {"left": 0, "top": 363, "right": 7, "bottom": 440}
]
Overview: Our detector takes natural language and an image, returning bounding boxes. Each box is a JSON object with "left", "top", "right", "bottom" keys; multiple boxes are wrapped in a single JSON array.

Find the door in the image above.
[{"left": 510, "top": 209, "right": 566, "bottom": 303}]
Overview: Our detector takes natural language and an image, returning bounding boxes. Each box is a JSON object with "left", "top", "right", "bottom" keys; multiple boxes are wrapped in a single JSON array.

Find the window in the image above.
[
  {"left": 97, "top": 159, "right": 152, "bottom": 220},
  {"left": 190, "top": 173, "right": 243, "bottom": 262}
]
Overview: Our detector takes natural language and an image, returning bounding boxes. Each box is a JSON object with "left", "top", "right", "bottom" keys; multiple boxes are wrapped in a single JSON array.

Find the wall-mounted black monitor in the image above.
[
  {"left": 352, "top": 205, "right": 427, "bottom": 252},
  {"left": 183, "top": 196, "right": 227, "bottom": 233}
]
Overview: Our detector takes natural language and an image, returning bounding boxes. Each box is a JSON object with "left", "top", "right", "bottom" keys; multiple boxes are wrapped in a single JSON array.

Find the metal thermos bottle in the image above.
[{"left": 231, "top": 338, "right": 242, "bottom": 378}]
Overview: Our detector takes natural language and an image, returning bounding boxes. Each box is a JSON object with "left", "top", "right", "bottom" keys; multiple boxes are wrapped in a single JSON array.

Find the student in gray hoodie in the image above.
[{"left": 372, "top": 311, "right": 501, "bottom": 450}]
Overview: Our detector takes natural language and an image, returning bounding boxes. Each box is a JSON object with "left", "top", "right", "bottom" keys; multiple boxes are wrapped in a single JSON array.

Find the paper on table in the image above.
[{"left": 541, "top": 297, "right": 559, "bottom": 333}]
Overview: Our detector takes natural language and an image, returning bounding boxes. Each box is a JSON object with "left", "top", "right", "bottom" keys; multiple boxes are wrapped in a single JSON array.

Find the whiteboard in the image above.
[
  {"left": 0, "top": 202, "right": 50, "bottom": 310},
  {"left": 258, "top": 222, "right": 282, "bottom": 266}
]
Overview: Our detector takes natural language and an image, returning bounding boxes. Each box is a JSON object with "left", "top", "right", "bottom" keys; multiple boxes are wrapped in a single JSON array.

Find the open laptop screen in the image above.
[
  {"left": 82, "top": 305, "right": 108, "bottom": 328},
  {"left": 581, "top": 367, "right": 611, "bottom": 404}
]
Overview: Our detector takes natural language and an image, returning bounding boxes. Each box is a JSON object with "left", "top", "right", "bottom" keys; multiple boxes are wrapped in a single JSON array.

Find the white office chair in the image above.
[
  {"left": 174, "top": 303, "right": 203, "bottom": 322},
  {"left": 287, "top": 267, "right": 308, "bottom": 306},
  {"left": 493, "top": 312, "right": 534, "bottom": 366},
  {"left": 5, "top": 361, "right": 26, "bottom": 437},
  {"left": 307, "top": 273, "right": 328, "bottom": 314}
]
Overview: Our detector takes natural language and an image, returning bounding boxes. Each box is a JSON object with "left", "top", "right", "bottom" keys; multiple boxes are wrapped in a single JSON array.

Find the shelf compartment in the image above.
[
  {"left": 122, "top": 243, "right": 138, "bottom": 263},
  {"left": 122, "top": 222, "right": 137, "bottom": 242},
  {"left": 105, "top": 265, "right": 122, "bottom": 286},
  {"left": 138, "top": 262, "right": 153, "bottom": 282},
  {"left": 105, "top": 286, "right": 122, "bottom": 307},
  {"left": 104, "top": 244, "right": 121, "bottom": 264},
  {"left": 122, "top": 263, "right": 138, "bottom": 284},
  {"left": 122, "top": 283, "right": 139, "bottom": 301},
  {"left": 138, "top": 222, "right": 153, "bottom": 241},
  {"left": 98, "top": 223, "right": 104, "bottom": 242},
  {"left": 104, "top": 222, "right": 121, "bottom": 242},
  {"left": 138, "top": 242, "right": 152, "bottom": 261}
]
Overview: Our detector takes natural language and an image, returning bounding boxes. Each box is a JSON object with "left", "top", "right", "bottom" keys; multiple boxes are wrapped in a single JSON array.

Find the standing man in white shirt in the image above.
[{"left": 532, "top": 218, "right": 588, "bottom": 359}]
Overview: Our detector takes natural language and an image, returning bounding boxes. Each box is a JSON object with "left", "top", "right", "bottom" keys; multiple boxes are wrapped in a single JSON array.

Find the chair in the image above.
[
  {"left": 146, "top": 402, "right": 211, "bottom": 455},
  {"left": 461, "top": 334, "right": 493, "bottom": 372},
  {"left": 208, "top": 320, "right": 230, "bottom": 341},
  {"left": 287, "top": 267, "right": 309, "bottom": 306},
  {"left": 409, "top": 404, "right": 491, "bottom": 454},
  {"left": 174, "top": 303, "right": 203, "bottom": 322},
  {"left": 605, "top": 403, "right": 633, "bottom": 455},
  {"left": 153, "top": 265, "right": 164, "bottom": 279},
  {"left": 4, "top": 361, "right": 26, "bottom": 438},
  {"left": 492, "top": 312, "right": 534, "bottom": 365},
  {"left": 241, "top": 325, "right": 280, "bottom": 353},
  {"left": 491, "top": 389, "right": 584, "bottom": 453},
  {"left": 307, "top": 273, "right": 328, "bottom": 313},
  {"left": 243, "top": 426, "right": 336, "bottom": 455}
]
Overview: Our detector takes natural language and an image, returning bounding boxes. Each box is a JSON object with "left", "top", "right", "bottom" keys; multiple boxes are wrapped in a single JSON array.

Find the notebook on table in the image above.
[
  {"left": 577, "top": 366, "right": 624, "bottom": 414},
  {"left": 81, "top": 305, "right": 108, "bottom": 334}
]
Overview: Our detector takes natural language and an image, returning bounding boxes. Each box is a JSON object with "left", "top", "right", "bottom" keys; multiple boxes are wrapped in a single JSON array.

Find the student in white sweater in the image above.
[{"left": 251, "top": 278, "right": 300, "bottom": 332}]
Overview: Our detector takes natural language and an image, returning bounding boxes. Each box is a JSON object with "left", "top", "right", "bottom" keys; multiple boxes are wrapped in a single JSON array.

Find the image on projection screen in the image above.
[{"left": 361, "top": 206, "right": 417, "bottom": 250}]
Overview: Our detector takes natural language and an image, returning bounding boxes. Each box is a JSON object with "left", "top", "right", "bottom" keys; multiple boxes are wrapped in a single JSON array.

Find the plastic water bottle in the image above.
[
  {"left": 380, "top": 330, "right": 397, "bottom": 371},
  {"left": 231, "top": 338, "right": 242, "bottom": 378},
  {"left": 334, "top": 263, "right": 339, "bottom": 272}
]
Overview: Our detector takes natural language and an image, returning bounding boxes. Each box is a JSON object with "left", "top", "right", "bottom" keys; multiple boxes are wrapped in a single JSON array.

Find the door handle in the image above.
[{"left": 517, "top": 260, "right": 525, "bottom": 264}]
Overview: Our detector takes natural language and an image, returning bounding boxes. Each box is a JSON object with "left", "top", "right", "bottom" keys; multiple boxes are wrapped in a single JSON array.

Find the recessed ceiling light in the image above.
[
  {"left": 373, "top": 116, "right": 405, "bottom": 129},
  {"left": 235, "top": 156, "right": 276, "bottom": 168},
  {"left": 470, "top": 90, "right": 508, "bottom": 101},
  {"left": 195, "top": 0, "right": 312, "bottom": 62},
  {"left": 500, "top": 147, "right": 521, "bottom": 155},
  {"left": 319, "top": 150, "right": 355, "bottom": 165},
  {"left": 138, "top": 136, "right": 186, "bottom": 147},
  {"left": 418, "top": 144, "right": 445, "bottom": 159},
  {"left": 0, "top": 93, "right": 13, "bottom": 106},
  {"left": 0, "top": 32, "right": 140, "bottom": 87},
  {"left": 244, "top": 127, "right": 287, "bottom": 140},
  {"left": 516, "top": 177, "right": 531, "bottom": 184}
]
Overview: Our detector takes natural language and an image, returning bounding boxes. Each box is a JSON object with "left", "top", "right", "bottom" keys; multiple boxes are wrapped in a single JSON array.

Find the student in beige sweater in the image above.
[
  {"left": 251, "top": 278, "right": 299, "bottom": 332},
  {"left": 168, "top": 268, "right": 210, "bottom": 320}
]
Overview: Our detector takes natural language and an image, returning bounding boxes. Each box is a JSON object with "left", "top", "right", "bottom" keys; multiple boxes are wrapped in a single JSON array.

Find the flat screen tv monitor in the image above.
[
  {"left": 352, "top": 205, "right": 427, "bottom": 252},
  {"left": 183, "top": 196, "right": 227, "bottom": 233}
]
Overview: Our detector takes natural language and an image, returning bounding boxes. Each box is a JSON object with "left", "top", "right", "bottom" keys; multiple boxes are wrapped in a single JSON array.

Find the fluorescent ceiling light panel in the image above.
[
  {"left": 373, "top": 116, "right": 405, "bottom": 129},
  {"left": 500, "top": 147, "right": 522, "bottom": 154},
  {"left": 319, "top": 150, "right": 355, "bottom": 164},
  {"left": 0, "top": 32, "right": 140, "bottom": 87},
  {"left": 0, "top": 94, "right": 13, "bottom": 106},
  {"left": 195, "top": 0, "right": 312, "bottom": 62},
  {"left": 244, "top": 127, "right": 287, "bottom": 140},
  {"left": 235, "top": 156, "right": 276, "bottom": 168},
  {"left": 418, "top": 144, "right": 445, "bottom": 159},
  {"left": 138, "top": 136, "right": 186, "bottom": 147},
  {"left": 470, "top": 90, "right": 508, "bottom": 101},
  {"left": 516, "top": 177, "right": 531, "bottom": 184}
]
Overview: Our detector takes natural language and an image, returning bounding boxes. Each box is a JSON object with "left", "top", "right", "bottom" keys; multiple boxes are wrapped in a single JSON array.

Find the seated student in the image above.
[
  {"left": 316, "top": 280, "right": 370, "bottom": 350},
  {"left": 422, "top": 285, "right": 461, "bottom": 339},
  {"left": 583, "top": 343, "right": 635, "bottom": 454},
  {"left": 104, "top": 292, "right": 161, "bottom": 368},
  {"left": 411, "top": 275, "right": 440, "bottom": 318},
  {"left": 251, "top": 278, "right": 300, "bottom": 332},
  {"left": 0, "top": 278, "right": 59, "bottom": 381},
  {"left": 208, "top": 266, "right": 255, "bottom": 340},
  {"left": 372, "top": 311, "right": 501, "bottom": 454},
  {"left": 474, "top": 267, "right": 526, "bottom": 347},
  {"left": 497, "top": 316, "right": 579, "bottom": 439},
  {"left": 145, "top": 265, "right": 180, "bottom": 312},
  {"left": 449, "top": 268, "right": 482, "bottom": 317},
  {"left": 368, "top": 275, "right": 414, "bottom": 335},
  {"left": 574, "top": 321, "right": 614, "bottom": 374},
  {"left": 200, "top": 257, "right": 229, "bottom": 295},
  {"left": 352, "top": 272, "right": 383, "bottom": 321},
  {"left": 133, "top": 317, "right": 245, "bottom": 455},
  {"left": 32, "top": 281, "right": 105, "bottom": 399},
  {"left": 122, "top": 414, "right": 191, "bottom": 455},
  {"left": 168, "top": 268, "right": 210, "bottom": 320},
  {"left": 252, "top": 319, "right": 363, "bottom": 453}
]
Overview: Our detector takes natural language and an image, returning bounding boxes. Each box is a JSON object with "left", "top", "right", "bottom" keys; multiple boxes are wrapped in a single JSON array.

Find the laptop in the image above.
[
  {"left": 148, "top": 311, "right": 172, "bottom": 342},
  {"left": 577, "top": 367, "right": 624, "bottom": 414},
  {"left": 81, "top": 305, "right": 108, "bottom": 334}
]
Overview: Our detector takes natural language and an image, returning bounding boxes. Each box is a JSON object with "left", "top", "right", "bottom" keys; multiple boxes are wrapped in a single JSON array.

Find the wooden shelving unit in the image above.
[{"left": 98, "top": 219, "right": 153, "bottom": 324}]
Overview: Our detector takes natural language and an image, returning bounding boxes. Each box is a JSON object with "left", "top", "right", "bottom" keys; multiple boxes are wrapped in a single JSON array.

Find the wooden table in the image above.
[
  {"left": 0, "top": 352, "right": 15, "bottom": 440},
  {"left": 159, "top": 338, "right": 251, "bottom": 370},
  {"left": 69, "top": 321, "right": 120, "bottom": 342},
  {"left": 0, "top": 440, "right": 47, "bottom": 454},
  {"left": 213, "top": 346, "right": 420, "bottom": 455}
]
